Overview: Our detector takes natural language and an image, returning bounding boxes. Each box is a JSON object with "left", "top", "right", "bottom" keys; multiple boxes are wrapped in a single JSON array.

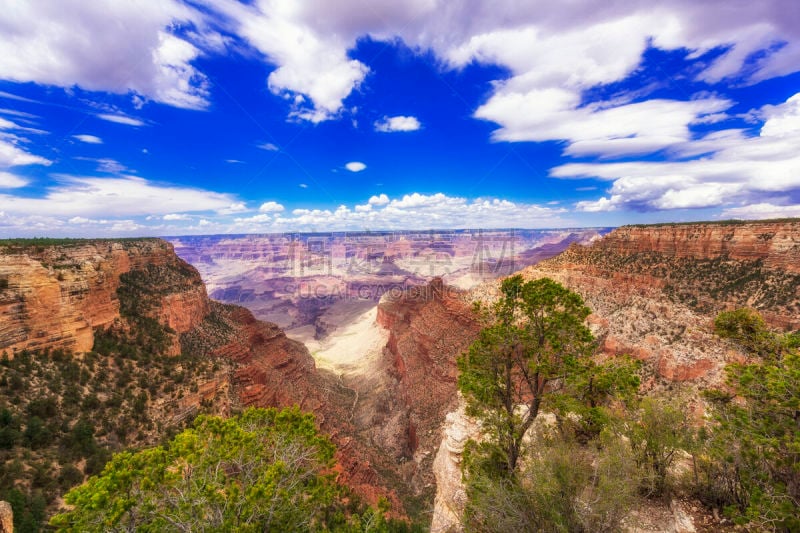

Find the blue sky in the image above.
[{"left": 1, "top": 0, "right": 799, "bottom": 236}]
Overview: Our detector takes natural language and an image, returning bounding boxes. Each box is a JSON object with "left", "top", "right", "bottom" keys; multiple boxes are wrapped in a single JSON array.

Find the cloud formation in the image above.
[
  {"left": 0, "top": 1, "right": 209, "bottom": 109},
  {"left": 73, "top": 134, "right": 103, "bottom": 144},
  {"left": 200, "top": 0, "right": 800, "bottom": 137},
  {"left": 374, "top": 115, "right": 421, "bottom": 132},
  {"left": 345, "top": 161, "right": 366, "bottom": 172},
  {"left": 97, "top": 113, "right": 146, "bottom": 127},
  {"left": 259, "top": 201, "right": 285, "bottom": 213},
  {"left": 0, "top": 175, "right": 238, "bottom": 218},
  {"left": 556, "top": 92, "right": 800, "bottom": 213},
  {"left": 0, "top": 189, "right": 569, "bottom": 237}
]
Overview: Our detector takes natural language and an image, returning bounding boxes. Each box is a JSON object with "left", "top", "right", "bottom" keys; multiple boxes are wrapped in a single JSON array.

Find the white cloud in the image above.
[
  {"left": 299, "top": 183, "right": 308, "bottom": 188},
  {"left": 74, "top": 157, "right": 129, "bottom": 174},
  {"left": 257, "top": 142, "right": 279, "bottom": 151},
  {"left": 164, "top": 213, "right": 191, "bottom": 221},
  {"left": 345, "top": 161, "right": 366, "bottom": 172},
  {"left": 97, "top": 114, "right": 146, "bottom": 127},
  {"left": 73, "top": 134, "right": 102, "bottom": 144},
  {"left": 225, "top": 159, "right": 244, "bottom": 164},
  {"left": 368, "top": 193, "right": 389, "bottom": 206},
  {"left": 560, "top": 92, "right": 800, "bottom": 213},
  {"left": 111, "top": 220, "right": 144, "bottom": 232},
  {"left": 0, "top": 175, "right": 239, "bottom": 218},
  {"left": 259, "top": 201, "right": 285, "bottom": 213},
  {"left": 374, "top": 115, "right": 421, "bottom": 132},
  {"left": 721, "top": 202, "right": 800, "bottom": 220},
  {"left": 217, "top": 202, "right": 248, "bottom": 215},
  {"left": 203, "top": 0, "right": 368, "bottom": 122},
  {"left": 68, "top": 216, "right": 109, "bottom": 225},
  {"left": 0, "top": 1, "right": 209, "bottom": 109},
  {"left": 0, "top": 171, "right": 28, "bottom": 188},
  {"left": 0, "top": 137, "right": 51, "bottom": 168}
]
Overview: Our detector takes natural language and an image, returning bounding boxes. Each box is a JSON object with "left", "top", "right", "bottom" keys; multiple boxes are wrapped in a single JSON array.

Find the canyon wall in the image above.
[
  {"left": 428, "top": 220, "right": 800, "bottom": 530},
  {"left": 0, "top": 240, "right": 208, "bottom": 356},
  {"left": 515, "top": 221, "right": 799, "bottom": 387},
  {"left": 0, "top": 239, "right": 402, "bottom": 515}
]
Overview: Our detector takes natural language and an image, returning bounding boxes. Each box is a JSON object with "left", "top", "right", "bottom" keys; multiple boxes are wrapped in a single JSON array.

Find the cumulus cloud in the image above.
[
  {"left": 374, "top": 115, "right": 421, "bottom": 132},
  {"left": 73, "top": 134, "right": 102, "bottom": 144},
  {"left": 224, "top": 192, "right": 569, "bottom": 233},
  {"left": 4, "top": 0, "right": 799, "bottom": 137},
  {"left": 559, "top": 92, "right": 800, "bottom": 213},
  {"left": 192, "top": 0, "right": 800, "bottom": 137},
  {"left": 259, "top": 201, "right": 285, "bottom": 213},
  {"left": 164, "top": 213, "right": 192, "bottom": 221},
  {"left": 202, "top": 0, "right": 369, "bottom": 122},
  {"left": 368, "top": 193, "right": 389, "bottom": 206},
  {"left": 721, "top": 202, "right": 800, "bottom": 220},
  {"left": 217, "top": 202, "right": 249, "bottom": 215},
  {"left": 0, "top": 138, "right": 51, "bottom": 168},
  {"left": 345, "top": 161, "right": 366, "bottom": 172},
  {"left": 0, "top": 1, "right": 210, "bottom": 109}
]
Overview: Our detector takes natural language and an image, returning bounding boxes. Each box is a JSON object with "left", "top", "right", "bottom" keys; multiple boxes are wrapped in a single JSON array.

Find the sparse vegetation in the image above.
[
  {"left": 692, "top": 308, "right": 800, "bottom": 531},
  {"left": 458, "top": 276, "right": 646, "bottom": 532},
  {"left": 0, "top": 262, "right": 226, "bottom": 532}
]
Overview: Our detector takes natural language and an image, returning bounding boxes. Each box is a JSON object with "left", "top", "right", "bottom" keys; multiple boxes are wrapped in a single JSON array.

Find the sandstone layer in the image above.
[
  {"left": 512, "top": 221, "right": 800, "bottom": 387},
  {"left": 0, "top": 240, "right": 207, "bottom": 356}
]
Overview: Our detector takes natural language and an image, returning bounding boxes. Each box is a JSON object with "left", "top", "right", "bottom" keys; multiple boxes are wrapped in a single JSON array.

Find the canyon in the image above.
[{"left": 1, "top": 219, "right": 798, "bottom": 530}]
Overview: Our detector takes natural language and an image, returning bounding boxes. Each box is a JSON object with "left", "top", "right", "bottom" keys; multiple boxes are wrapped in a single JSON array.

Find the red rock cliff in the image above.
[
  {"left": 0, "top": 239, "right": 208, "bottom": 356},
  {"left": 374, "top": 278, "right": 480, "bottom": 494},
  {"left": 517, "top": 220, "right": 800, "bottom": 386},
  {"left": 598, "top": 221, "right": 800, "bottom": 273}
]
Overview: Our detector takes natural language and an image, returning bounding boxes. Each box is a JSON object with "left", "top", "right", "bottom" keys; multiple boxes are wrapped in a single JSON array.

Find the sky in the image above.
[{"left": 0, "top": 0, "right": 799, "bottom": 237}]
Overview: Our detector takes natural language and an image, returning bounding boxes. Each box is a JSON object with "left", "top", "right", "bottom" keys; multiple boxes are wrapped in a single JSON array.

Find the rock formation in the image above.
[
  {"left": 427, "top": 220, "right": 799, "bottom": 529},
  {"left": 430, "top": 399, "right": 480, "bottom": 533},
  {"left": 0, "top": 240, "right": 207, "bottom": 356},
  {"left": 0, "top": 501, "right": 11, "bottom": 533},
  {"left": 0, "top": 239, "right": 402, "bottom": 515},
  {"left": 373, "top": 278, "right": 480, "bottom": 499},
  {"left": 516, "top": 220, "right": 800, "bottom": 388}
]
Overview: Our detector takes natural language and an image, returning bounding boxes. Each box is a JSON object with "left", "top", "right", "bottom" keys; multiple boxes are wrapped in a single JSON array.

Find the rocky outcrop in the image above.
[
  {"left": 544, "top": 221, "right": 800, "bottom": 330},
  {"left": 431, "top": 400, "right": 480, "bottom": 533},
  {"left": 0, "top": 239, "right": 208, "bottom": 356},
  {"left": 373, "top": 279, "right": 480, "bottom": 496},
  {"left": 0, "top": 239, "right": 403, "bottom": 516},
  {"left": 599, "top": 221, "right": 800, "bottom": 273},
  {"left": 513, "top": 220, "right": 800, "bottom": 387},
  {"left": 0, "top": 501, "right": 11, "bottom": 533}
]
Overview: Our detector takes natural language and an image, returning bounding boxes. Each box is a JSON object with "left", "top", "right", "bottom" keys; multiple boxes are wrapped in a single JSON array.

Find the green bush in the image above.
[
  {"left": 464, "top": 431, "right": 638, "bottom": 533},
  {"left": 693, "top": 309, "right": 800, "bottom": 531},
  {"left": 51, "top": 407, "right": 397, "bottom": 532}
]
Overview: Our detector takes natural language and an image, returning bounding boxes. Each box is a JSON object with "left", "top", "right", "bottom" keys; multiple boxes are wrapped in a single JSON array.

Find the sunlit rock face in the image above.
[
  {"left": 518, "top": 220, "right": 800, "bottom": 388},
  {"left": 0, "top": 239, "right": 208, "bottom": 356}
]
